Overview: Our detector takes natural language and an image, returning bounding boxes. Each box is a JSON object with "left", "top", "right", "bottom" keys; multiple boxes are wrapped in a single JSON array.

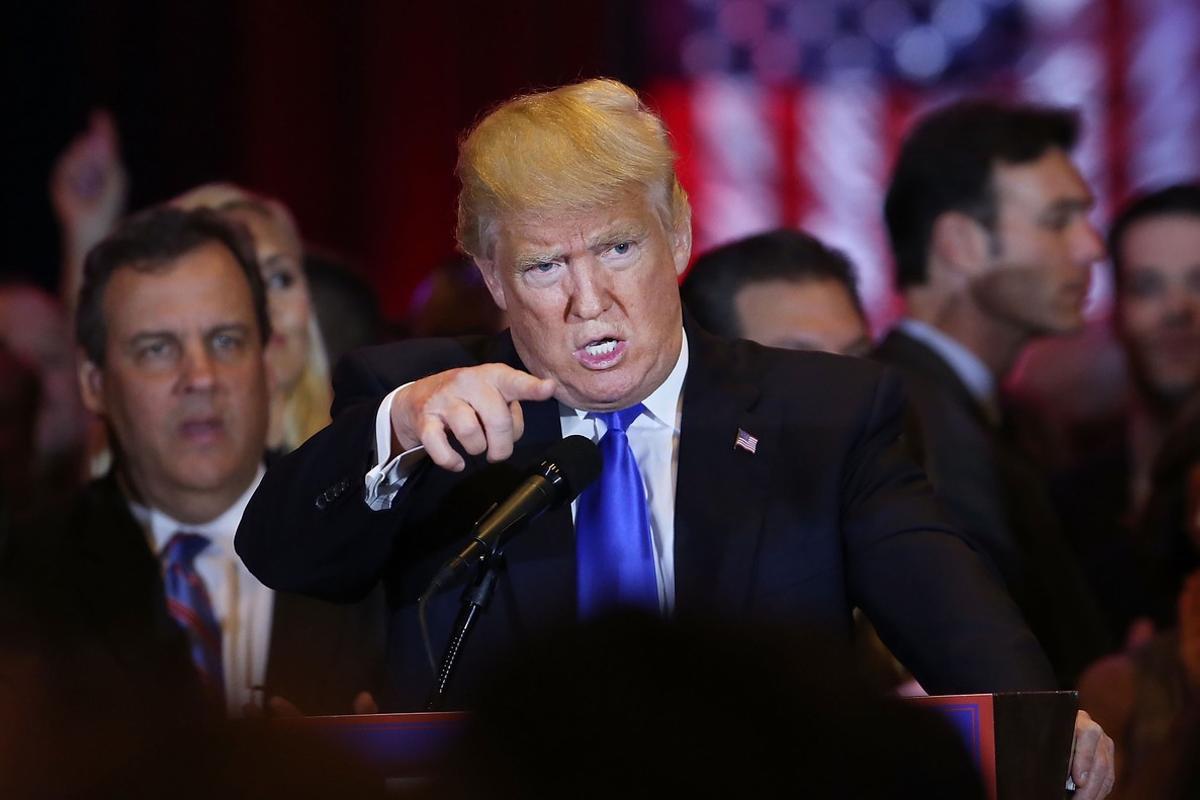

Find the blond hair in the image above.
[
  {"left": 173, "top": 182, "right": 332, "bottom": 452},
  {"left": 171, "top": 182, "right": 304, "bottom": 259},
  {"left": 277, "top": 314, "right": 332, "bottom": 450},
  {"left": 456, "top": 78, "right": 690, "bottom": 260}
]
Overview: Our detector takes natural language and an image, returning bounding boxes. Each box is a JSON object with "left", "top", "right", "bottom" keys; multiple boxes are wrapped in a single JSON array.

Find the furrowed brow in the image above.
[
  {"left": 587, "top": 224, "right": 648, "bottom": 250},
  {"left": 206, "top": 322, "right": 251, "bottom": 338}
]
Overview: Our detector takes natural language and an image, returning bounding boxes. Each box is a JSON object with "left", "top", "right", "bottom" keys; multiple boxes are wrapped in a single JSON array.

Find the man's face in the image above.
[
  {"left": 1116, "top": 213, "right": 1200, "bottom": 404},
  {"left": 733, "top": 278, "right": 871, "bottom": 356},
  {"left": 477, "top": 190, "right": 690, "bottom": 411},
  {"left": 969, "top": 148, "right": 1104, "bottom": 335},
  {"left": 79, "top": 243, "right": 268, "bottom": 521}
]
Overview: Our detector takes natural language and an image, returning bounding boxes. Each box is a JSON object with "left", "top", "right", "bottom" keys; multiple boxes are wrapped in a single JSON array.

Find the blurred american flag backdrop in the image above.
[{"left": 639, "top": 0, "right": 1200, "bottom": 331}]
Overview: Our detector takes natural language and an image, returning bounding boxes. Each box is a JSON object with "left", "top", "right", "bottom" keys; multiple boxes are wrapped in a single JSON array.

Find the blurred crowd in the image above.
[{"left": 1, "top": 92, "right": 1197, "bottom": 798}]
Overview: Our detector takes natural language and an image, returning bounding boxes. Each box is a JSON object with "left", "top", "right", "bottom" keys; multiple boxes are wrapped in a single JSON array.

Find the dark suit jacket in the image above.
[
  {"left": 237, "top": 320, "right": 1056, "bottom": 709},
  {"left": 0, "top": 474, "right": 382, "bottom": 717},
  {"left": 875, "top": 328, "right": 1111, "bottom": 687}
]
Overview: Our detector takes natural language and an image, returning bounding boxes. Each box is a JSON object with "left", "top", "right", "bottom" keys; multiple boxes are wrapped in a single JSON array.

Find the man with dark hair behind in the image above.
[
  {"left": 876, "top": 99, "right": 1111, "bottom": 689},
  {"left": 681, "top": 228, "right": 872, "bottom": 356},
  {"left": 1054, "top": 182, "right": 1200, "bottom": 641},
  {"left": 1, "top": 207, "right": 379, "bottom": 736}
]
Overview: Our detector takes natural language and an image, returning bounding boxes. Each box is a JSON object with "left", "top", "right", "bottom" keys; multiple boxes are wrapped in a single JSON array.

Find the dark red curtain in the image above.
[
  {"left": 9, "top": 1, "right": 621, "bottom": 319},
  {"left": 231, "top": 0, "right": 612, "bottom": 318}
]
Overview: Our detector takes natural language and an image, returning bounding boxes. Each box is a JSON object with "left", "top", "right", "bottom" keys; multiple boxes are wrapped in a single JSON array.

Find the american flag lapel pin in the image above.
[{"left": 734, "top": 428, "right": 758, "bottom": 454}]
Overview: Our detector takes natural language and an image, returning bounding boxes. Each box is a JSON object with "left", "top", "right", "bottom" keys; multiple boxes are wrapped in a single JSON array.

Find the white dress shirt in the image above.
[
  {"left": 128, "top": 466, "right": 274, "bottom": 717},
  {"left": 897, "top": 318, "right": 1000, "bottom": 423},
  {"left": 364, "top": 331, "right": 690, "bottom": 614}
]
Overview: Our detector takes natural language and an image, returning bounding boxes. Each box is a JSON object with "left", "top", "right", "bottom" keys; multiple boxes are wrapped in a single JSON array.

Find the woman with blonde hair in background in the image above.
[{"left": 172, "top": 183, "right": 332, "bottom": 453}]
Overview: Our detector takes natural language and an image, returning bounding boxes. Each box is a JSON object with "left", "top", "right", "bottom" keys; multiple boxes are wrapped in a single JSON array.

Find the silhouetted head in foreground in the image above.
[{"left": 435, "top": 614, "right": 984, "bottom": 799}]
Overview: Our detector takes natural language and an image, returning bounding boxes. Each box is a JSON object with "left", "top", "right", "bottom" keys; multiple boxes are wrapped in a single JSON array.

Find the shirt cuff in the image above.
[{"left": 364, "top": 383, "right": 427, "bottom": 511}]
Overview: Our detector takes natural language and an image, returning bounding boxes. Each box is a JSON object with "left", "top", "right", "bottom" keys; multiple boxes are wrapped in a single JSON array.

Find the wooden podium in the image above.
[
  {"left": 907, "top": 691, "right": 1078, "bottom": 800},
  {"left": 274, "top": 691, "right": 1077, "bottom": 797}
]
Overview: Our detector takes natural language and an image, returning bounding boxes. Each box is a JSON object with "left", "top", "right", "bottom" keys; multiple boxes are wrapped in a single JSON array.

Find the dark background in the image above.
[{"left": 7, "top": 1, "right": 642, "bottom": 318}]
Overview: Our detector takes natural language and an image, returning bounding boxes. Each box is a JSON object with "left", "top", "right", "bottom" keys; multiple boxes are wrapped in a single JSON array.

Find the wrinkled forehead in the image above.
[
  {"left": 493, "top": 192, "right": 665, "bottom": 260},
  {"left": 104, "top": 248, "right": 257, "bottom": 338}
]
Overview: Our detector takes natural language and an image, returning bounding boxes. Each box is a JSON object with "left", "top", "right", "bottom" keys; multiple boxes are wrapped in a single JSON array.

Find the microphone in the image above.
[{"left": 426, "top": 435, "right": 602, "bottom": 594}]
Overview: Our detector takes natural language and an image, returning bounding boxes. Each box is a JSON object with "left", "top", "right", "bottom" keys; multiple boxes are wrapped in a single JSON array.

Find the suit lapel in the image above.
[
  {"left": 877, "top": 329, "right": 994, "bottom": 428},
  {"left": 674, "top": 323, "right": 774, "bottom": 619}
]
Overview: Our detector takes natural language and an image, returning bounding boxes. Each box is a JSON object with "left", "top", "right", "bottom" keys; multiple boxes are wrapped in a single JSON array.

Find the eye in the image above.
[
  {"left": 1039, "top": 211, "right": 1072, "bottom": 232},
  {"left": 211, "top": 331, "right": 246, "bottom": 356},
  {"left": 521, "top": 260, "right": 562, "bottom": 284},
  {"left": 265, "top": 270, "right": 296, "bottom": 291},
  {"left": 1125, "top": 272, "right": 1164, "bottom": 299},
  {"left": 604, "top": 240, "right": 639, "bottom": 260},
  {"left": 134, "top": 339, "right": 179, "bottom": 366}
]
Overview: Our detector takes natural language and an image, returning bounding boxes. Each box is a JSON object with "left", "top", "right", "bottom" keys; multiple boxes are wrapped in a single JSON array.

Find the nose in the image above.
[
  {"left": 567, "top": 262, "right": 612, "bottom": 320},
  {"left": 1162, "top": 284, "right": 1199, "bottom": 323},
  {"left": 1073, "top": 218, "right": 1106, "bottom": 269},
  {"left": 180, "top": 343, "right": 217, "bottom": 392}
]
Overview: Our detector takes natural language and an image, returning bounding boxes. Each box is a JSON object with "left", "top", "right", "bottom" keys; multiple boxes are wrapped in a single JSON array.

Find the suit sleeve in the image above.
[
  {"left": 235, "top": 350, "right": 429, "bottom": 603},
  {"left": 840, "top": 368, "right": 1057, "bottom": 694}
]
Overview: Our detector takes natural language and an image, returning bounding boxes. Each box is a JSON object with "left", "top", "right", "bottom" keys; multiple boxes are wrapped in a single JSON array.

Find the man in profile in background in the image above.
[
  {"left": 681, "top": 228, "right": 871, "bottom": 356},
  {"left": 876, "top": 99, "right": 1111, "bottom": 688}
]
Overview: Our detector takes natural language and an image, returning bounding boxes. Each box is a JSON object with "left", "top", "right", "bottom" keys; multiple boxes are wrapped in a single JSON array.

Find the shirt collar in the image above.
[
  {"left": 897, "top": 318, "right": 997, "bottom": 409},
  {"left": 128, "top": 465, "right": 266, "bottom": 557},
  {"left": 561, "top": 327, "right": 688, "bottom": 430}
]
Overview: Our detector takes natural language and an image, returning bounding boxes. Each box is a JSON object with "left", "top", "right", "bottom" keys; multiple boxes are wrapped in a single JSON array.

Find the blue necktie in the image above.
[
  {"left": 575, "top": 404, "right": 659, "bottom": 617},
  {"left": 161, "top": 532, "right": 226, "bottom": 699}
]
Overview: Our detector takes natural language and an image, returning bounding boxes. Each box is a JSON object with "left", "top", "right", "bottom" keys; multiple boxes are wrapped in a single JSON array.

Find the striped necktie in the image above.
[
  {"left": 575, "top": 404, "right": 659, "bottom": 617},
  {"left": 161, "top": 532, "right": 226, "bottom": 699}
]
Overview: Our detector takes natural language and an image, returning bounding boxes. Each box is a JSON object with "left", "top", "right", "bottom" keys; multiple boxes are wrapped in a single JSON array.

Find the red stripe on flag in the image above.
[
  {"left": 767, "top": 84, "right": 808, "bottom": 229},
  {"left": 646, "top": 80, "right": 703, "bottom": 276},
  {"left": 1103, "top": 0, "right": 1133, "bottom": 208}
]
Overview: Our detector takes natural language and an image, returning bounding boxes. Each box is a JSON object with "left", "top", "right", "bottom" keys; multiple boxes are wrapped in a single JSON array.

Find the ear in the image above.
[
  {"left": 77, "top": 353, "right": 106, "bottom": 416},
  {"left": 671, "top": 220, "right": 693, "bottom": 277},
  {"left": 930, "top": 211, "right": 992, "bottom": 279},
  {"left": 474, "top": 257, "right": 508, "bottom": 312}
]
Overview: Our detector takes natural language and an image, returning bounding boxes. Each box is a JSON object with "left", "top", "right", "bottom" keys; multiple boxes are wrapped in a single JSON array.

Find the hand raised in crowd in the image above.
[
  {"left": 50, "top": 109, "right": 129, "bottom": 310},
  {"left": 1069, "top": 709, "right": 1116, "bottom": 799},
  {"left": 50, "top": 109, "right": 128, "bottom": 244},
  {"left": 390, "top": 364, "right": 556, "bottom": 472}
]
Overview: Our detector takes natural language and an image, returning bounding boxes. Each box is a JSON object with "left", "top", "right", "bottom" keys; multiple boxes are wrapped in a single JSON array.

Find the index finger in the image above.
[{"left": 493, "top": 366, "right": 556, "bottom": 404}]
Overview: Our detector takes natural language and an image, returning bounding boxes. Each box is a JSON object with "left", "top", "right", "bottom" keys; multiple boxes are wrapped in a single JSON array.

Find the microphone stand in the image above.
[{"left": 424, "top": 551, "right": 503, "bottom": 711}]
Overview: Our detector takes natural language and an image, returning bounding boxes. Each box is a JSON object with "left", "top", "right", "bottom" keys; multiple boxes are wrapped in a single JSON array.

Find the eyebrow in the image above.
[
  {"left": 126, "top": 322, "right": 250, "bottom": 345},
  {"left": 263, "top": 253, "right": 298, "bottom": 268},
  {"left": 514, "top": 223, "right": 650, "bottom": 269},
  {"left": 1046, "top": 196, "right": 1095, "bottom": 215}
]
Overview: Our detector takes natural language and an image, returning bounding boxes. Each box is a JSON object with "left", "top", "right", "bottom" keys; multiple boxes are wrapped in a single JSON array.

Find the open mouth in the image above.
[
  {"left": 574, "top": 337, "right": 627, "bottom": 369},
  {"left": 179, "top": 418, "right": 226, "bottom": 443}
]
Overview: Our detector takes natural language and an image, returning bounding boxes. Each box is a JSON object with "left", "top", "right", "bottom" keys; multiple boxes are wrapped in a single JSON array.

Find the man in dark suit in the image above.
[
  {"left": 236, "top": 79, "right": 1113, "bottom": 796},
  {"left": 14, "top": 206, "right": 380, "bottom": 718},
  {"left": 875, "top": 100, "right": 1112, "bottom": 690}
]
